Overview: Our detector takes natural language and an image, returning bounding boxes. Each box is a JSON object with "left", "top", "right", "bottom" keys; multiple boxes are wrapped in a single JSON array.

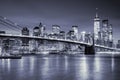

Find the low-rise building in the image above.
[{"left": 117, "top": 40, "right": 120, "bottom": 48}]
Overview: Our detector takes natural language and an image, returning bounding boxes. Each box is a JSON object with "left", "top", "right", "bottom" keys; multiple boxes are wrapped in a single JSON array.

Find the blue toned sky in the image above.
[{"left": 0, "top": 0, "right": 120, "bottom": 42}]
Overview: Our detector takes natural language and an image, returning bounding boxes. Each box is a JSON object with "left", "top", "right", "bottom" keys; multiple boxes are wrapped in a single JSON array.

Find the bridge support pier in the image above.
[{"left": 85, "top": 45, "right": 95, "bottom": 55}]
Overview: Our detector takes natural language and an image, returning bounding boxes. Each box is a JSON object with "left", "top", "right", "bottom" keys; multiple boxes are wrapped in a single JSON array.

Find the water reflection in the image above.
[
  {"left": 20, "top": 58, "right": 24, "bottom": 70},
  {"left": 29, "top": 57, "right": 35, "bottom": 74},
  {"left": 94, "top": 57, "right": 102, "bottom": 80},
  {"left": 18, "top": 57, "right": 25, "bottom": 78},
  {"left": 41, "top": 57, "right": 49, "bottom": 76},
  {"left": 1, "top": 59, "right": 5, "bottom": 68},
  {"left": 1, "top": 59, "right": 11, "bottom": 71},
  {"left": 6, "top": 59, "right": 11, "bottom": 72},
  {"left": 94, "top": 57, "right": 101, "bottom": 72},
  {"left": 64, "top": 55, "right": 68, "bottom": 71},
  {"left": 78, "top": 56, "right": 88, "bottom": 80},
  {"left": 111, "top": 58, "right": 115, "bottom": 72},
  {"left": 0, "top": 55, "right": 120, "bottom": 80}
]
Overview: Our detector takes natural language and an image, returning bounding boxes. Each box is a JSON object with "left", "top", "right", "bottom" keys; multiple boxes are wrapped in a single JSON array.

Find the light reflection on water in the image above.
[
  {"left": 78, "top": 56, "right": 88, "bottom": 80},
  {"left": 94, "top": 57, "right": 101, "bottom": 72},
  {"left": 0, "top": 54, "right": 120, "bottom": 80},
  {"left": 29, "top": 56, "right": 35, "bottom": 74},
  {"left": 111, "top": 58, "right": 115, "bottom": 72},
  {"left": 42, "top": 57, "right": 49, "bottom": 77},
  {"left": 6, "top": 59, "right": 11, "bottom": 72},
  {"left": 64, "top": 55, "right": 68, "bottom": 71}
]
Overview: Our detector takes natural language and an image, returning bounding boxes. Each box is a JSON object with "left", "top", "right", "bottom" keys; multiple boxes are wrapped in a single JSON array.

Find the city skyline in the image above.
[
  {"left": 0, "top": 0, "right": 120, "bottom": 42},
  {"left": 0, "top": 1, "right": 120, "bottom": 80}
]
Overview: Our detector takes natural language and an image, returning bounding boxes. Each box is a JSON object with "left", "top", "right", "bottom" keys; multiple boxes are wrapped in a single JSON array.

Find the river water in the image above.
[{"left": 0, "top": 54, "right": 120, "bottom": 80}]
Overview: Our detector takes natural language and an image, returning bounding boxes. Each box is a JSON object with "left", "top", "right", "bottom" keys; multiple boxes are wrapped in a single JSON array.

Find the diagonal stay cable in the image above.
[
  {"left": 0, "top": 19, "right": 20, "bottom": 31},
  {"left": 0, "top": 16, "right": 22, "bottom": 30}
]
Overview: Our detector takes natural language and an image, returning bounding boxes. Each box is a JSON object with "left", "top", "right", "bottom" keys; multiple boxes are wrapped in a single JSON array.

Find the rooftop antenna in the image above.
[{"left": 96, "top": 8, "right": 98, "bottom": 18}]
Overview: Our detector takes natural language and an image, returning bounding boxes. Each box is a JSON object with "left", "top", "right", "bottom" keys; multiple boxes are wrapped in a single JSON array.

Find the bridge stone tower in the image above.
[
  {"left": 85, "top": 33, "right": 95, "bottom": 55},
  {"left": 84, "top": 9, "right": 99, "bottom": 55}
]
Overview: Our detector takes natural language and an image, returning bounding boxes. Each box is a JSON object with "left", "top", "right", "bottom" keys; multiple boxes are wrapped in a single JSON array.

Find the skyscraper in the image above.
[
  {"left": 80, "top": 31, "right": 86, "bottom": 42},
  {"left": 94, "top": 9, "right": 100, "bottom": 42},
  {"left": 72, "top": 26, "right": 79, "bottom": 40},
  {"left": 108, "top": 24, "right": 113, "bottom": 42},
  {"left": 52, "top": 25, "right": 60, "bottom": 34},
  {"left": 108, "top": 24, "right": 113, "bottom": 47},
  {"left": 102, "top": 20, "right": 109, "bottom": 46},
  {"left": 39, "top": 23, "right": 45, "bottom": 37},
  {"left": 66, "top": 30, "right": 74, "bottom": 40}
]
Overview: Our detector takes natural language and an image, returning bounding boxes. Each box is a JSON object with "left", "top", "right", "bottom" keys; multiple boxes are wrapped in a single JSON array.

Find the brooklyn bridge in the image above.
[{"left": 0, "top": 14, "right": 120, "bottom": 56}]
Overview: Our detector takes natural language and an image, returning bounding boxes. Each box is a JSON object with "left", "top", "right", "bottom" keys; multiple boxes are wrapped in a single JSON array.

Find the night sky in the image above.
[{"left": 0, "top": 0, "right": 120, "bottom": 42}]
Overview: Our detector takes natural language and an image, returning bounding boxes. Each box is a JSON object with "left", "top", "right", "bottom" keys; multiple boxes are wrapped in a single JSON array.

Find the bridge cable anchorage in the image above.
[{"left": 0, "top": 16, "right": 22, "bottom": 30}]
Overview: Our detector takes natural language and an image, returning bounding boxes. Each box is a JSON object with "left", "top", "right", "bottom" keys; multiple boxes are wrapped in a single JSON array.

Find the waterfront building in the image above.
[
  {"left": 21, "top": 27, "right": 29, "bottom": 46},
  {"left": 52, "top": 25, "right": 60, "bottom": 35},
  {"left": 80, "top": 31, "right": 86, "bottom": 42},
  {"left": 39, "top": 23, "right": 45, "bottom": 37},
  {"left": 108, "top": 24, "right": 113, "bottom": 41},
  {"left": 52, "top": 25, "right": 61, "bottom": 38},
  {"left": 21, "top": 27, "right": 29, "bottom": 36},
  {"left": 59, "top": 31, "right": 65, "bottom": 39},
  {"left": 101, "top": 20, "right": 109, "bottom": 46},
  {"left": 33, "top": 22, "right": 45, "bottom": 37},
  {"left": 2, "top": 39, "right": 18, "bottom": 55},
  {"left": 117, "top": 40, "right": 120, "bottom": 48},
  {"left": 97, "top": 31, "right": 102, "bottom": 45},
  {"left": 108, "top": 24, "right": 113, "bottom": 47},
  {"left": 72, "top": 26, "right": 79, "bottom": 40},
  {"left": 33, "top": 26, "right": 40, "bottom": 36},
  {"left": 66, "top": 30, "right": 75, "bottom": 40},
  {"left": 29, "top": 40, "right": 39, "bottom": 54}
]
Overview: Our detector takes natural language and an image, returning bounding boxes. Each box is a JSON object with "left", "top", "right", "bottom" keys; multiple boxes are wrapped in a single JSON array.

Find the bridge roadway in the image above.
[
  {"left": 95, "top": 44, "right": 120, "bottom": 51},
  {"left": 0, "top": 34, "right": 120, "bottom": 52},
  {"left": 0, "top": 34, "right": 91, "bottom": 46}
]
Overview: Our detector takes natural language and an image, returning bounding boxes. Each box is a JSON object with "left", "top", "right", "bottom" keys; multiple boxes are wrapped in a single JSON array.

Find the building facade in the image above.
[
  {"left": 117, "top": 40, "right": 120, "bottom": 48},
  {"left": 72, "top": 26, "right": 79, "bottom": 40},
  {"left": 94, "top": 12, "right": 100, "bottom": 43},
  {"left": 52, "top": 25, "right": 60, "bottom": 35},
  {"left": 80, "top": 31, "right": 86, "bottom": 42},
  {"left": 21, "top": 27, "right": 29, "bottom": 35},
  {"left": 33, "top": 26, "right": 40, "bottom": 36},
  {"left": 108, "top": 24, "right": 113, "bottom": 47},
  {"left": 39, "top": 23, "right": 45, "bottom": 37},
  {"left": 21, "top": 27, "right": 29, "bottom": 46}
]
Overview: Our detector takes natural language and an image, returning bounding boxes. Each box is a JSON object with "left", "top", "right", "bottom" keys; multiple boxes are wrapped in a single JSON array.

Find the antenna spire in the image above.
[{"left": 96, "top": 8, "right": 98, "bottom": 18}]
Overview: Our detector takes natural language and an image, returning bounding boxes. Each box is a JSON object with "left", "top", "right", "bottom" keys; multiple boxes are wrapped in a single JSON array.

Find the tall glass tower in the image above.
[
  {"left": 108, "top": 24, "right": 113, "bottom": 42},
  {"left": 94, "top": 8, "right": 100, "bottom": 42}
]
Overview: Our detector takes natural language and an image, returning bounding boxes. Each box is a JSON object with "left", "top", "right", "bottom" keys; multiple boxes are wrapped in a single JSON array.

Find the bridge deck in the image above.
[{"left": 0, "top": 34, "right": 120, "bottom": 51}]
